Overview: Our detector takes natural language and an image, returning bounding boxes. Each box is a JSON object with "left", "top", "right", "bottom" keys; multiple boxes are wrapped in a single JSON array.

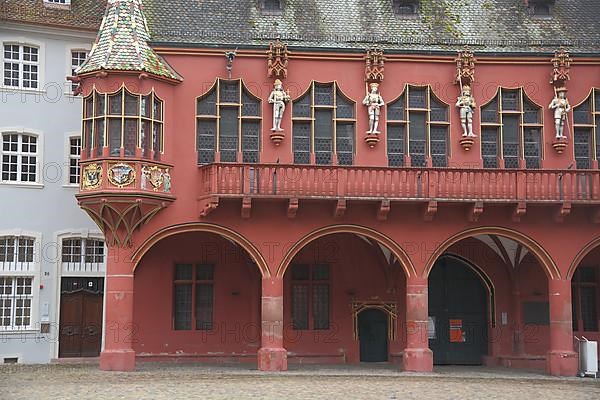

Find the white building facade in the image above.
[{"left": 0, "top": 1, "right": 106, "bottom": 363}]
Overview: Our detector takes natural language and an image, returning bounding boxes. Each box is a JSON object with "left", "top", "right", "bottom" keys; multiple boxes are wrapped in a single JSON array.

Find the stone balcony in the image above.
[{"left": 198, "top": 163, "right": 600, "bottom": 221}]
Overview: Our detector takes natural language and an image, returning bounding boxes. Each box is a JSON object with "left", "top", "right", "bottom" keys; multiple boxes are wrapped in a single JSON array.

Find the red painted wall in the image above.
[{"left": 133, "top": 232, "right": 261, "bottom": 358}]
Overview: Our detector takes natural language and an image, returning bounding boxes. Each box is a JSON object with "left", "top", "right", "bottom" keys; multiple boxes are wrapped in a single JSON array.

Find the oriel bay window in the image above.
[
  {"left": 292, "top": 82, "right": 356, "bottom": 165},
  {"left": 82, "top": 87, "right": 164, "bottom": 160},
  {"left": 291, "top": 264, "right": 330, "bottom": 330},
  {"left": 573, "top": 88, "right": 600, "bottom": 169},
  {"left": 386, "top": 85, "right": 449, "bottom": 167},
  {"left": 173, "top": 264, "right": 214, "bottom": 330},
  {"left": 196, "top": 79, "right": 261, "bottom": 164},
  {"left": 480, "top": 88, "right": 543, "bottom": 169}
]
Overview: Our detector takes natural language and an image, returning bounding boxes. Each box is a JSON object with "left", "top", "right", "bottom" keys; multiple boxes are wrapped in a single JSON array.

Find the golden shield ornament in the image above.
[
  {"left": 108, "top": 163, "right": 136, "bottom": 188},
  {"left": 82, "top": 163, "right": 102, "bottom": 190}
]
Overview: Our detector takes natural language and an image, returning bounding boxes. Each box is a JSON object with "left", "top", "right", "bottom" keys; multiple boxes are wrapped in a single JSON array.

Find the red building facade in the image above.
[{"left": 74, "top": 0, "right": 600, "bottom": 376}]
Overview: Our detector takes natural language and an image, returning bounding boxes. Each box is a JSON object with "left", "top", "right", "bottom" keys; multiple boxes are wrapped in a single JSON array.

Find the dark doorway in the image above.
[
  {"left": 358, "top": 308, "right": 388, "bottom": 362},
  {"left": 428, "top": 256, "right": 488, "bottom": 365},
  {"left": 59, "top": 277, "right": 104, "bottom": 358}
]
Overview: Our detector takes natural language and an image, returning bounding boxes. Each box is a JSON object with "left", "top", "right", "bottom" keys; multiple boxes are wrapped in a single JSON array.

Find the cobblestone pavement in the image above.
[{"left": 1, "top": 363, "right": 599, "bottom": 400}]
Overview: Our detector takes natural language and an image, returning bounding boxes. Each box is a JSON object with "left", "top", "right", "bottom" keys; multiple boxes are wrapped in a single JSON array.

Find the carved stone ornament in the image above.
[
  {"left": 267, "top": 38, "right": 289, "bottom": 79},
  {"left": 81, "top": 163, "right": 102, "bottom": 190},
  {"left": 550, "top": 48, "right": 571, "bottom": 86},
  {"left": 455, "top": 47, "right": 476, "bottom": 86},
  {"left": 268, "top": 79, "right": 291, "bottom": 143},
  {"left": 108, "top": 163, "right": 136, "bottom": 188},
  {"left": 141, "top": 165, "right": 169, "bottom": 192},
  {"left": 364, "top": 46, "right": 385, "bottom": 83}
]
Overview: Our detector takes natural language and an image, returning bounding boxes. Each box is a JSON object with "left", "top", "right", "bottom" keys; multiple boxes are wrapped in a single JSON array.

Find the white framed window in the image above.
[
  {"left": 0, "top": 276, "right": 33, "bottom": 330},
  {"left": 61, "top": 237, "right": 106, "bottom": 274},
  {"left": 70, "top": 50, "right": 87, "bottom": 91},
  {"left": 0, "top": 232, "right": 40, "bottom": 332},
  {"left": 68, "top": 136, "right": 81, "bottom": 185},
  {"left": 3, "top": 44, "right": 39, "bottom": 89},
  {"left": 1, "top": 132, "right": 38, "bottom": 183},
  {"left": 44, "top": 0, "right": 71, "bottom": 6}
]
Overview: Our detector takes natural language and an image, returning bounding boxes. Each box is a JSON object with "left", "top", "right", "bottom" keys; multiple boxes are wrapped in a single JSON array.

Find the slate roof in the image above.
[
  {"left": 76, "top": 0, "right": 181, "bottom": 80},
  {"left": 141, "top": 0, "right": 600, "bottom": 54},
  {"left": 0, "top": 0, "right": 106, "bottom": 31}
]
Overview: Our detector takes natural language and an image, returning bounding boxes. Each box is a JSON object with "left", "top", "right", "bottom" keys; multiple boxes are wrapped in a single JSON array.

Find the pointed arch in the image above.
[{"left": 131, "top": 222, "right": 270, "bottom": 278}]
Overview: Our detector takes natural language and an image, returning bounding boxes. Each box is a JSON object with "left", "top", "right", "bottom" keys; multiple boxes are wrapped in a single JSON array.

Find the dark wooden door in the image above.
[
  {"left": 59, "top": 278, "right": 104, "bottom": 358},
  {"left": 428, "top": 257, "right": 487, "bottom": 365},
  {"left": 358, "top": 308, "right": 388, "bottom": 362}
]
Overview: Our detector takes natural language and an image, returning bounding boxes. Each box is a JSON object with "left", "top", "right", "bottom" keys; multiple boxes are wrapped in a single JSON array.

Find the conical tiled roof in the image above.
[{"left": 76, "top": 0, "right": 181, "bottom": 81}]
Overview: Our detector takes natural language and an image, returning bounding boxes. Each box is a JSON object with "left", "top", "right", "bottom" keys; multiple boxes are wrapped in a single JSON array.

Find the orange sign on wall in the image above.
[{"left": 449, "top": 319, "right": 464, "bottom": 343}]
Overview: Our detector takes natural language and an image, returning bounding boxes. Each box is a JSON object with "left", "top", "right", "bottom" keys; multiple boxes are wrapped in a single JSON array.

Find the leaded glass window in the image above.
[
  {"left": 480, "top": 88, "right": 542, "bottom": 169},
  {"left": 292, "top": 82, "right": 356, "bottom": 165},
  {"left": 291, "top": 264, "right": 330, "bottom": 330},
  {"left": 82, "top": 88, "right": 163, "bottom": 160},
  {"left": 386, "top": 86, "right": 449, "bottom": 167},
  {"left": 196, "top": 80, "right": 261, "bottom": 164},
  {"left": 573, "top": 89, "right": 600, "bottom": 169},
  {"left": 173, "top": 264, "right": 215, "bottom": 331}
]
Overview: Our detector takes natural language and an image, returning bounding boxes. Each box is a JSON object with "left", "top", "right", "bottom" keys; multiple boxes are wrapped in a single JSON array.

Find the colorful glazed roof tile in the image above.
[{"left": 76, "top": 0, "right": 181, "bottom": 81}]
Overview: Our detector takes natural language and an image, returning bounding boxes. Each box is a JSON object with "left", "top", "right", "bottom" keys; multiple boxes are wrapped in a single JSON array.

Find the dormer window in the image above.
[
  {"left": 393, "top": 0, "right": 418, "bottom": 15},
  {"left": 260, "top": 0, "right": 283, "bottom": 14},
  {"left": 43, "top": 0, "right": 71, "bottom": 9},
  {"left": 528, "top": 0, "right": 554, "bottom": 17}
]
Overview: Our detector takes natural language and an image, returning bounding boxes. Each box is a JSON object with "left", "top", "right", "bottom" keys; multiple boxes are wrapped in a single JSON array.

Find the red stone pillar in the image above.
[
  {"left": 546, "top": 279, "right": 578, "bottom": 376},
  {"left": 403, "top": 276, "right": 433, "bottom": 372},
  {"left": 511, "top": 276, "right": 525, "bottom": 355},
  {"left": 257, "top": 277, "right": 287, "bottom": 371},
  {"left": 99, "top": 246, "right": 136, "bottom": 371}
]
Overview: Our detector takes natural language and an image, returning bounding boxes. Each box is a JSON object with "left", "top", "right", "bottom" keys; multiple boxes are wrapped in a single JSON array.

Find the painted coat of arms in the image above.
[
  {"left": 141, "top": 165, "right": 171, "bottom": 193},
  {"left": 108, "top": 163, "right": 136, "bottom": 188},
  {"left": 81, "top": 163, "right": 102, "bottom": 190}
]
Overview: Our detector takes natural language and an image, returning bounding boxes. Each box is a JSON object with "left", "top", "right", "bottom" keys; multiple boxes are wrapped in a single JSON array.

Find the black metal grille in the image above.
[
  {"left": 197, "top": 120, "right": 216, "bottom": 164},
  {"left": 387, "top": 124, "right": 405, "bottom": 167},
  {"left": 501, "top": 89, "right": 519, "bottom": 111},
  {"left": 482, "top": 127, "right": 499, "bottom": 168},
  {"left": 293, "top": 122, "right": 310, "bottom": 164},
  {"left": 387, "top": 96, "right": 405, "bottom": 121},
  {"left": 293, "top": 93, "right": 311, "bottom": 118},
  {"left": 409, "top": 112, "right": 426, "bottom": 167},
  {"left": 523, "top": 128, "right": 541, "bottom": 169},
  {"left": 430, "top": 97, "right": 447, "bottom": 122},
  {"left": 573, "top": 98, "right": 592, "bottom": 124},
  {"left": 336, "top": 122, "right": 354, "bottom": 165},
  {"left": 481, "top": 98, "right": 499, "bottom": 123},
  {"left": 241, "top": 89, "right": 260, "bottom": 117},
  {"left": 502, "top": 115, "right": 519, "bottom": 169},
  {"left": 292, "top": 284, "right": 309, "bottom": 330},
  {"left": 408, "top": 87, "right": 426, "bottom": 108},
  {"left": 197, "top": 91, "right": 217, "bottom": 116},
  {"left": 314, "top": 83, "right": 333, "bottom": 106},
  {"left": 61, "top": 277, "right": 104, "bottom": 294},
  {"left": 219, "top": 80, "right": 239, "bottom": 103},
  {"left": 336, "top": 92, "right": 354, "bottom": 119},
  {"left": 574, "top": 128, "right": 591, "bottom": 169},
  {"left": 523, "top": 99, "right": 541, "bottom": 124},
  {"left": 312, "top": 284, "right": 329, "bottom": 330},
  {"left": 315, "top": 109, "right": 333, "bottom": 165},
  {"left": 430, "top": 126, "right": 447, "bottom": 167},
  {"left": 242, "top": 121, "right": 260, "bottom": 163}
]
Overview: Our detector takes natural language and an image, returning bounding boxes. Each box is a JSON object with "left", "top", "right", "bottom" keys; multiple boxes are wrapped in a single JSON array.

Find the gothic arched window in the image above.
[
  {"left": 480, "top": 88, "right": 542, "bottom": 169},
  {"left": 573, "top": 89, "right": 600, "bottom": 169},
  {"left": 386, "top": 85, "right": 449, "bottom": 167},
  {"left": 196, "top": 79, "right": 261, "bottom": 164},
  {"left": 292, "top": 82, "right": 356, "bottom": 165}
]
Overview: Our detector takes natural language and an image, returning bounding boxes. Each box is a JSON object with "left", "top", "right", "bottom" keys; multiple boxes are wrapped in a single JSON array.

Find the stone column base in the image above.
[
  {"left": 257, "top": 347, "right": 288, "bottom": 371},
  {"left": 546, "top": 350, "right": 578, "bottom": 376},
  {"left": 100, "top": 349, "right": 136, "bottom": 371},
  {"left": 402, "top": 348, "right": 433, "bottom": 372}
]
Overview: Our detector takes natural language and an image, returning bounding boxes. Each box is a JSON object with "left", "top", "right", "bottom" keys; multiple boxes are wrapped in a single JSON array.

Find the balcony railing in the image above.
[{"left": 199, "top": 163, "right": 600, "bottom": 203}]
